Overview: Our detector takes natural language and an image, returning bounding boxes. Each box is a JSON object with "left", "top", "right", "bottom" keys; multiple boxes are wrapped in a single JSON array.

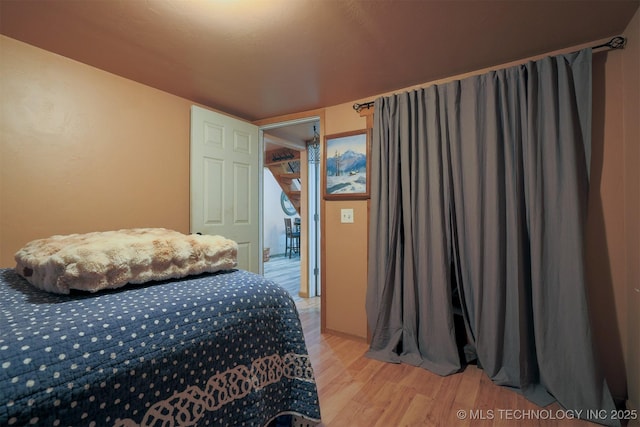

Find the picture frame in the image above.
[{"left": 323, "top": 129, "right": 370, "bottom": 200}]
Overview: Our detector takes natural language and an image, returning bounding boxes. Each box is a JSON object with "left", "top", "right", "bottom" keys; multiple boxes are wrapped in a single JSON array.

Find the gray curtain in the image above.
[{"left": 366, "top": 48, "right": 618, "bottom": 425}]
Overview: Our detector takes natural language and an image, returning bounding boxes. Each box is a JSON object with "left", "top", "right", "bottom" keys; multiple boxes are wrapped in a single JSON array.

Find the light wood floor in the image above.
[
  {"left": 263, "top": 254, "right": 302, "bottom": 301},
  {"left": 266, "top": 256, "right": 605, "bottom": 426}
]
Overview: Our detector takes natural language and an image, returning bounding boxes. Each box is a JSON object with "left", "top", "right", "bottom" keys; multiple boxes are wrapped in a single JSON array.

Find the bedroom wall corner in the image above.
[
  {"left": 0, "top": 35, "right": 192, "bottom": 267},
  {"left": 586, "top": 10, "right": 640, "bottom": 408},
  {"left": 622, "top": 7, "right": 640, "bottom": 418},
  {"left": 587, "top": 47, "right": 628, "bottom": 403}
]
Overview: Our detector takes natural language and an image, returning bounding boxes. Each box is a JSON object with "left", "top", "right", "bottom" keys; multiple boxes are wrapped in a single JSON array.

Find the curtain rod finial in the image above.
[
  {"left": 593, "top": 35, "right": 626, "bottom": 50},
  {"left": 608, "top": 36, "right": 626, "bottom": 49},
  {"left": 353, "top": 101, "right": 374, "bottom": 113}
]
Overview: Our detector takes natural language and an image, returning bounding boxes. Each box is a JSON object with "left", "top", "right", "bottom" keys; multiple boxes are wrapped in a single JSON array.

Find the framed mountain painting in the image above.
[{"left": 323, "top": 129, "right": 370, "bottom": 200}]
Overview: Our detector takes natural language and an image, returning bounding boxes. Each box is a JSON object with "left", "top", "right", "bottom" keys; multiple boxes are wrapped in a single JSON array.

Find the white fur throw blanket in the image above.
[{"left": 15, "top": 228, "right": 238, "bottom": 294}]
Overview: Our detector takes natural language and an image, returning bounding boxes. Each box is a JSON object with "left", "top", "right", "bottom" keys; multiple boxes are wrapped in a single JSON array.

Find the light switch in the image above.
[{"left": 341, "top": 208, "right": 354, "bottom": 223}]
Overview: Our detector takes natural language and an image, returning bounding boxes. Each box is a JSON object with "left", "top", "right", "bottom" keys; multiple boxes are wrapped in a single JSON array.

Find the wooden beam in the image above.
[{"left": 277, "top": 172, "right": 301, "bottom": 180}]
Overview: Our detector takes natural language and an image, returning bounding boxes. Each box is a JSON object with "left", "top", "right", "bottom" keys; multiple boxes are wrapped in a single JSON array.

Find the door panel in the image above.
[
  {"left": 191, "top": 105, "right": 260, "bottom": 273},
  {"left": 204, "top": 158, "right": 224, "bottom": 224}
]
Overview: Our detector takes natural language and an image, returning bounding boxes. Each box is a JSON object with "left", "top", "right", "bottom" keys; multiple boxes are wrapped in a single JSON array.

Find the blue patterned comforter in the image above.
[{"left": 0, "top": 268, "right": 321, "bottom": 426}]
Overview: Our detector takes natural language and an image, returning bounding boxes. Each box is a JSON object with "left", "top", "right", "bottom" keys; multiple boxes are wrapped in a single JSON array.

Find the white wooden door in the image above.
[{"left": 190, "top": 105, "right": 261, "bottom": 273}]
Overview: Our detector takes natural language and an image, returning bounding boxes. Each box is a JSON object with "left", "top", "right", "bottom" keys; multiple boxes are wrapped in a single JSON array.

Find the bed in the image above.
[{"left": 0, "top": 229, "right": 321, "bottom": 426}]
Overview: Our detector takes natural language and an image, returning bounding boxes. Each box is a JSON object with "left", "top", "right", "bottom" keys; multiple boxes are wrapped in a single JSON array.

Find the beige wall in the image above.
[
  {"left": 621, "top": 8, "right": 640, "bottom": 416},
  {"left": 322, "top": 104, "right": 369, "bottom": 337},
  {"left": 586, "top": 8, "right": 639, "bottom": 410},
  {"left": 586, "top": 49, "right": 628, "bottom": 402},
  {"left": 0, "top": 35, "right": 192, "bottom": 267}
]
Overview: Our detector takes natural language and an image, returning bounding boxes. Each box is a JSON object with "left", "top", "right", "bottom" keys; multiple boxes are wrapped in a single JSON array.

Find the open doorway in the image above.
[{"left": 260, "top": 117, "right": 321, "bottom": 303}]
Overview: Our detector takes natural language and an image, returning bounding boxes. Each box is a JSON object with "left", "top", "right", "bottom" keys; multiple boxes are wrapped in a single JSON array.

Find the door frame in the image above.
[{"left": 258, "top": 112, "right": 323, "bottom": 298}]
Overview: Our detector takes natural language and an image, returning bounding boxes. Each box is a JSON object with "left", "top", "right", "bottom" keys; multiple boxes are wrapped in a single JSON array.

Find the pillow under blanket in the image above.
[{"left": 14, "top": 228, "right": 238, "bottom": 294}]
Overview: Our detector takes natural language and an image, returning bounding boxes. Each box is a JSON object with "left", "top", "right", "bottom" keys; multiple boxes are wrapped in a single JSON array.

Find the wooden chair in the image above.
[{"left": 284, "top": 218, "right": 300, "bottom": 258}]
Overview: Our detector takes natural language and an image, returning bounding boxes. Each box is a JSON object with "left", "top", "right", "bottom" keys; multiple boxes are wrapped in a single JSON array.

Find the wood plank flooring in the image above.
[
  {"left": 265, "top": 256, "right": 607, "bottom": 426},
  {"left": 263, "top": 254, "right": 302, "bottom": 301},
  {"left": 299, "top": 306, "right": 601, "bottom": 426}
]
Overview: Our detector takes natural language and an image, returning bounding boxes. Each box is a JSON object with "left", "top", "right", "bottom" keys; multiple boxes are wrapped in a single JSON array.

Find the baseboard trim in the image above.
[{"left": 322, "top": 327, "right": 368, "bottom": 343}]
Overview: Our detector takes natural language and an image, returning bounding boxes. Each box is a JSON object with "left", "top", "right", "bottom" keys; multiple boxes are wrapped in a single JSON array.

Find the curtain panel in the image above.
[{"left": 365, "top": 48, "right": 618, "bottom": 425}]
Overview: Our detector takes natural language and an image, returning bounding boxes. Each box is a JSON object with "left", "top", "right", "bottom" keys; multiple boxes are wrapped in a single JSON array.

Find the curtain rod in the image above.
[{"left": 353, "top": 35, "right": 627, "bottom": 113}]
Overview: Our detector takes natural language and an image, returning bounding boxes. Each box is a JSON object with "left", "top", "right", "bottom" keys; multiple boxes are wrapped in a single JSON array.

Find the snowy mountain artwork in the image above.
[{"left": 324, "top": 131, "right": 369, "bottom": 199}]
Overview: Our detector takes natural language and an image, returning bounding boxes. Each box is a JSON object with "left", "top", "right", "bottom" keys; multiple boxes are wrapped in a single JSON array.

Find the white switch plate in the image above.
[{"left": 341, "top": 208, "right": 354, "bottom": 223}]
